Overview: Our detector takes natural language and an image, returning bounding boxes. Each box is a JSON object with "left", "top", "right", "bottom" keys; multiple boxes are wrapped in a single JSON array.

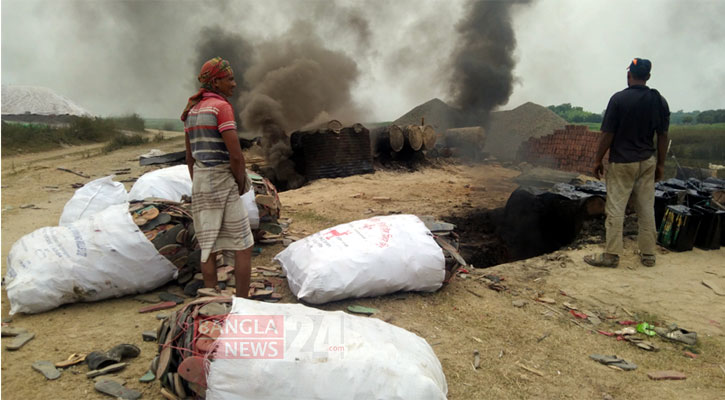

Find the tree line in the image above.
[{"left": 548, "top": 103, "right": 724, "bottom": 125}]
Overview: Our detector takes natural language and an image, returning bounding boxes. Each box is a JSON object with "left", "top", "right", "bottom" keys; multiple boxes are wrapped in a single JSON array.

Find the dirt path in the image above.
[{"left": 1, "top": 139, "right": 724, "bottom": 399}]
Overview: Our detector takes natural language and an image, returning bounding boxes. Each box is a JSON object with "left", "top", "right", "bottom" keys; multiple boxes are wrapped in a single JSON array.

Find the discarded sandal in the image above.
[
  {"left": 640, "top": 253, "right": 656, "bottom": 267},
  {"left": 636, "top": 322, "right": 656, "bottom": 336},
  {"left": 5, "top": 332, "right": 35, "bottom": 351},
  {"left": 1, "top": 326, "right": 28, "bottom": 337},
  {"left": 654, "top": 324, "right": 698, "bottom": 345},
  {"left": 625, "top": 336, "right": 659, "bottom": 351},
  {"left": 589, "top": 354, "right": 637, "bottom": 371},
  {"left": 584, "top": 253, "right": 619, "bottom": 268},
  {"left": 87, "top": 344, "right": 141, "bottom": 370},
  {"left": 32, "top": 360, "right": 61, "bottom": 380},
  {"left": 94, "top": 379, "right": 142, "bottom": 400},
  {"left": 178, "top": 356, "right": 208, "bottom": 388},
  {"left": 55, "top": 353, "right": 87, "bottom": 368},
  {"left": 347, "top": 305, "right": 379, "bottom": 316}
]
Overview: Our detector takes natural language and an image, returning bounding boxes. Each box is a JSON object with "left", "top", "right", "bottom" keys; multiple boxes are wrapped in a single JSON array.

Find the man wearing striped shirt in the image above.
[{"left": 181, "top": 57, "right": 253, "bottom": 298}]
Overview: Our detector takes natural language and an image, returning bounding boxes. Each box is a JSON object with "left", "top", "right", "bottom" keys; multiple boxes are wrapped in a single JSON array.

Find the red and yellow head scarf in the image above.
[{"left": 181, "top": 57, "right": 234, "bottom": 121}]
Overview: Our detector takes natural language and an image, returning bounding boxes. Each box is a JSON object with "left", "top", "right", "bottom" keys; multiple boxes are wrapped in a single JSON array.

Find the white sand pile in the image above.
[{"left": 1, "top": 85, "right": 92, "bottom": 116}]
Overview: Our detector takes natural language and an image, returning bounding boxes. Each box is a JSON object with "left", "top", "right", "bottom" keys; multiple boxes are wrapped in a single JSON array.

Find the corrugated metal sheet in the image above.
[{"left": 292, "top": 125, "right": 374, "bottom": 180}]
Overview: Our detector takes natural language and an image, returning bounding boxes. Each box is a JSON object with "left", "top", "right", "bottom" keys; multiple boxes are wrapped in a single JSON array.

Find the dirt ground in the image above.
[{"left": 1, "top": 133, "right": 724, "bottom": 399}]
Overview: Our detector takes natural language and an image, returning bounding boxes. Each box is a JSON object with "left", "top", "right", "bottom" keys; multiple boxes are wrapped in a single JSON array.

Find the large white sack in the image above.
[
  {"left": 128, "top": 164, "right": 192, "bottom": 202},
  {"left": 274, "top": 214, "right": 445, "bottom": 304},
  {"left": 206, "top": 298, "right": 448, "bottom": 400},
  {"left": 59, "top": 175, "right": 128, "bottom": 225},
  {"left": 241, "top": 189, "right": 260, "bottom": 229},
  {"left": 129, "top": 165, "right": 260, "bottom": 228},
  {"left": 4, "top": 203, "right": 178, "bottom": 315}
]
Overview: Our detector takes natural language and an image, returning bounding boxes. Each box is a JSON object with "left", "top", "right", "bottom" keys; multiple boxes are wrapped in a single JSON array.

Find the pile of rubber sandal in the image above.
[
  {"left": 248, "top": 171, "right": 283, "bottom": 236},
  {"left": 129, "top": 199, "right": 199, "bottom": 288},
  {"left": 420, "top": 216, "right": 468, "bottom": 283},
  {"left": 151, "top": 297, "right": 233, "bottom": 399}
]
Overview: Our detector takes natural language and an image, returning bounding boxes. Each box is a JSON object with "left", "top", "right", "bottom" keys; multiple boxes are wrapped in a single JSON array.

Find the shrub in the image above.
[{"left": 109, "top": 113, "right": 145, "bottom": 131}]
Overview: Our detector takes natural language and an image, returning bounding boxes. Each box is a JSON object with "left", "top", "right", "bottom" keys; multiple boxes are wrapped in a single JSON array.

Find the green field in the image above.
[{"left": 579, "top": 122, "right": 724, "bottom": 178}]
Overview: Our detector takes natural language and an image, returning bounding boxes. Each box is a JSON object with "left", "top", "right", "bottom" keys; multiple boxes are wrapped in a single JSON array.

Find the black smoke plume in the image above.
[
  {"left": 238, "top": 22, "right": 360, "bottom": 190},
  {"left": 449, "top": 0, "right": 532, "bottom": 126}
]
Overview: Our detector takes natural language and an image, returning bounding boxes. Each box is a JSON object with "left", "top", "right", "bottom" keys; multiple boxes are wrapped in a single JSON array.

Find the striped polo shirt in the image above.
[{"left": 184, "top": 92, "right": 237, "bottom": 166}]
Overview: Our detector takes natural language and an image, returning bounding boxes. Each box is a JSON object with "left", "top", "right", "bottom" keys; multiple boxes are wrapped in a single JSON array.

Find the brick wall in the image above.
[{"left": 516, "top": 125, "right": 607, "bottom": 175}]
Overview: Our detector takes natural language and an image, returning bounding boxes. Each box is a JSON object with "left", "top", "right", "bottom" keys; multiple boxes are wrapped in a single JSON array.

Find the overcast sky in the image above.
[{"left": 2, "top": 0, "right": 723, "bottom": 120}]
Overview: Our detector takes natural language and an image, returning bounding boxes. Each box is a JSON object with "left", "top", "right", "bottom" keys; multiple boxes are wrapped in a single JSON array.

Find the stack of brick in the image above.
[{"left": 517, "top": 125, "right": 607, "bottom": 175}]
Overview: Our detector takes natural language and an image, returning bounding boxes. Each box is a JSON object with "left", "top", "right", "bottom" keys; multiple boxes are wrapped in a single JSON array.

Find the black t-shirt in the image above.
[{"left": 600, "top": 85, "right": 670, "bottom": 163}]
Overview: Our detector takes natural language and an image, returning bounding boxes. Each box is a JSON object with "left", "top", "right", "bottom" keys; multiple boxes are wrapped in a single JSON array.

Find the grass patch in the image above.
[
  {"left": 103, "top": 133, "right": 149, "bottom": 153},
  {"left": 668, "top": 124, "right": 725, "bottom": 167},
  {"left": 2, "top": 114, "right": 147, "bottom": 156}
]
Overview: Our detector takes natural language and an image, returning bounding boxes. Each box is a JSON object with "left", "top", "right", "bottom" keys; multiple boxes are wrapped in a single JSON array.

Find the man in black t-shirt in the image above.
[{"left": 584, "top": 58, "right": 670, "bottom": 268}]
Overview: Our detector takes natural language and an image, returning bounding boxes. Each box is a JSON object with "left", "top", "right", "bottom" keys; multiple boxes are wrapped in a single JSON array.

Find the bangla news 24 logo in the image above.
[{"left": 199, "top": 314, "right": 346, "bottom": 360}]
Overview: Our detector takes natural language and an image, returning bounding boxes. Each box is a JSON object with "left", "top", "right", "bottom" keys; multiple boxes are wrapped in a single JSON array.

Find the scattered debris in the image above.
[
  {"left": 32, "top": 360, "right": 61, "bottom": 380},
  {"left": 647, "top": 370, "right": 686, "bottom": 380},
  {"left": 142, "top": 331, "right": 158, "bottom": 342},
  {"left": 516, "top": 362, "right": 544, "bottom": 376},
  {"left": 625, "top": 336, "right": 659, "bottom": 351},
  {"left": 614, "top": 327, "right": 636, "bottom": 336},
  {"left": 536, "top": 297, "right": 556, "bottom": 305},
  {"left": 512, "top": 299, "right": 527, "bottom": 308},
  {"left": 139, "top": 301, "right": 177, "bottom": 313},
  {"left": 55, "top": 353, "right": 86, "bottom": 368},
  {"left": 702, "top": 279, "right": 725, "bottom": 296},
  {"left": 636, "top": 322, "right": 656, "bottom": 337},
  {"left": 139, "top": 150, "right": 185, "bottom": 166},
  {"left": 5, "top": 331, "right": 35, "bottom": 350},
  {"left": 537, "top": 331, "right": 551, "bottom": 342},
  {"left": 683, "top": 351, "right": 697, "bottom": 359},
  {"left": 94, "top": 379, "right": 142, "bottom": 399},
  {"left": 589, "top": 354, "right": 637, "bottom": 371},
  {"left": 86, "top": 363, "right": 127, "bottom": 379},
  {"left": 57, "top": 167, "right": 90, "bottom": 178},
  {"left": 139, "top": 370, "right": 155, "bottom": 383},
  {"left": 1, "top": 326, "right": 28, "bottom": 337},
  {"left": 158, "top": 292, "right": 185, "bottom": 304},
  {"left": 466, "top": 288, "right": 485, "bottom": 298},
  {"left": 473, "top": 350, "right": 481, "bottom": 370},
  {"left": 134, "top": 294, "right": 160, "bottom": 304},
  {"left": 347, "top": 305, "right": 379, "bottom": 316},
  {"left": 19, "top": 204, "right": 35, "bottom": 209},
  {"left": 654, "top": 324, "right": 698, "bottom": 345},
  {"left": 569, "top": 310, "right": 588, "bottom": 319}
]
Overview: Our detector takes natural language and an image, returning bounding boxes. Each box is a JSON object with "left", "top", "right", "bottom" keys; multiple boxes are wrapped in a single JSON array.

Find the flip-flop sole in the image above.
[
  {"left": 32, "top": 360, "right": 61, "bottom": 380},
  {"left": 178, "top": 356, "right": 208, "bottom": 388},
  {"left": 94, "top": 379, "right": 142, "bottom": 400},
  {"left": 6, "top": 332, "right": 35, "bottom": 350}
]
